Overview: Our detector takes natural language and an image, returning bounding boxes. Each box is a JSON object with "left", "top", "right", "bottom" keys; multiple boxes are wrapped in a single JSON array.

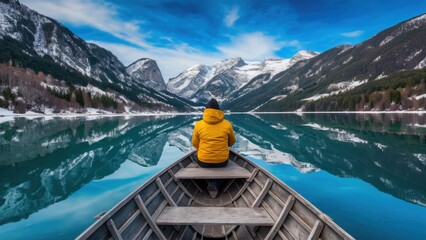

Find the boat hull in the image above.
[{"left": 77, "top": 150, "right": 354, "bottom": 240}]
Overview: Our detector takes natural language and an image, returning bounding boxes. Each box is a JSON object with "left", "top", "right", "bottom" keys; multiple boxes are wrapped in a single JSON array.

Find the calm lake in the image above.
[{"left": 0, "top": 113, "right": 425, "bottom": 240}]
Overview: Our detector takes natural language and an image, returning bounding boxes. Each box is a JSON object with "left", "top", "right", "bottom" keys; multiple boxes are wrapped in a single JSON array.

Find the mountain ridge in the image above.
[
  {"left": 0, "top": 0, "right": 194, "bottom": 113},
  {"left": 167, "top": 50, "right": 318, "bottom": 104},
  {"left": 224, "top": 13, "right": 426, "bottom": 111}
]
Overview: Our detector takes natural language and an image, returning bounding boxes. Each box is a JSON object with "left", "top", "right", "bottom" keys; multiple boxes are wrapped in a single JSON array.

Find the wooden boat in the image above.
[{"left": 77, "top": 150, "right": 354, "bottom": 240}]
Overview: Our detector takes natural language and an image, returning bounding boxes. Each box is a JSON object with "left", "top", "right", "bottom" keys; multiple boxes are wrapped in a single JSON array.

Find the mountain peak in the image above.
[
  {"left": 290, "top": 50, "right": 319, "bottom": 64},
  {"left": 126, "top": 58, "right": 166, "bottom": 91},
  {"left": 407, "top": 13, "right": 426, "bottom": 26},
  {"left": 127, "top": 58, "right": 156, "bottom": 72},
  {"left": 212, "top": 57, "right": 246, "bottom": 74},
  {"left": 126, "top": 58, "right": 167, "bottom": 91},
  {"left": 293, "top": 50, "right": 319, "bottom": 59}
]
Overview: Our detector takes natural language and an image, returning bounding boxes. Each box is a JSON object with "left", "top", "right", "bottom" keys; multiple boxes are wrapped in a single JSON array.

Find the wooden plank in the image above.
[
  {"left": 106, "top": 219, "right": 123, "bottom": 240},
  {"left": 118, "top": 209, "right": 140, "bottom": 233},
  {"left": 265, "top": 196, "right": 296, "bottom": 240},
  {"left": 134, "top": 195, "right": 167, "bottom": 240},
  {"left": 252, "top": 179, "right": 273, "bottom": 208},
  {"left": 175, "top": 161, "right": 252, "bottom": 179},
  {"left": 308, "top": 220, "right": 324, "bottom": 240},
  {"left": 168, "top": 170, "right": 197, "bottom": 199},
  {"left": 155, "top": 178, "right": 177, "bottom": 207},
  {"left": 231, "top": 169, "right": 259, "bottom": 202},
  {"left": 277, "top": 230, "right": 289, "bottom": 240},
  {"left": 232, "top": 230, "right": 239, "bottom": 240},
  {"left": 142, "top": 229, "right": 153, "bottom": 240},
  {"left": 156, "top": 207, "right": 274, "bottom": 226},
  {"left": 247, "top": 168, "right": 259, "bottom": 182},
  {"left": 174, "top": 225, "right": 188, "bottom": 240},
  {"left": 129, "top": 222, "right": 148, "bottom": 240},
  {"left": 236, "top": 225, "right": 254, "bottom": 240},
  {"left": 289, "top": 211, "right": 311, "bottom": 232},
  {"left": 145, "top": 189, "right": 161, "bottom": 206},
  {"left": 78, "top": 150, "right": 354, "bottom": 240}
]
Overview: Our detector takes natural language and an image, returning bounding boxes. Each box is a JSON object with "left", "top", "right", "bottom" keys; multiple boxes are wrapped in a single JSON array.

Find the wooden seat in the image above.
[
  {"left": 174, "top": 161, "right": 252, "bottom": 179},
  {"left": 155, "top": 207, "right": 274, "bottom": 226}
]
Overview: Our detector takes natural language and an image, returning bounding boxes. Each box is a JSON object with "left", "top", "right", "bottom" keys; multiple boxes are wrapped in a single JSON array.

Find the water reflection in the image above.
[
  {"left": 0, "top": 113, "right": 425, "bottom": 228},
  {"left": 0, "top": 115, "right": 196, "bottom": 225},
  {"left": 229, "top": 113, "right": 426, "bottom": 207}
]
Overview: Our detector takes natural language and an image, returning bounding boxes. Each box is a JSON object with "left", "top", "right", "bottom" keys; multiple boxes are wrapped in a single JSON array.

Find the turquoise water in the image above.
[{"left": 0, "top": 113, "right": 425, "bottom": 239}]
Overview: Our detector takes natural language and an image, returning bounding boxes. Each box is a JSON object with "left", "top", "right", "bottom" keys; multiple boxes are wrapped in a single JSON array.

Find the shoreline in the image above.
[{"left": 1, "top": 110, "right": 426, "bottom": 118}]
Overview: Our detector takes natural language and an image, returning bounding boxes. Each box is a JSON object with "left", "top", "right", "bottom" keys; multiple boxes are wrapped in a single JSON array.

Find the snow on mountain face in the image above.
[
  {"left": 166, "top": 58, "right": 246, "bottom": 101},
  {"left": 167, "top": 51, "right": 318, "bottom": 103},
  {"left": 0, "top": 1, "right": 194, "bottom": 112},
  {"left": 167, "top": 64, "right": 213, "bottom": 98},
  {"left": 379, "top": 14, "right": 426, "bottom": 47},
  {"left": 0, "top": 0, "right": 129, "bottom": 85},
  {"left": 126, "top": 58, "right": 167, "bottom": 91},
  {"left": 289, "top": 50, "right": 319, "bottom": 64}
]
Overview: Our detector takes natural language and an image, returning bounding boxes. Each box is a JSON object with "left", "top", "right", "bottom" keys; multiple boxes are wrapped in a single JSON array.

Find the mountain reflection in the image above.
[
  {"left": 0, "top": 115, "right": 196, "bottom": 224},
  {"left": 0, "top": 113, "right": 425, "bottom": 225},
  {"left": 229, "top": 113, "right": 426, "bottom": 207}
]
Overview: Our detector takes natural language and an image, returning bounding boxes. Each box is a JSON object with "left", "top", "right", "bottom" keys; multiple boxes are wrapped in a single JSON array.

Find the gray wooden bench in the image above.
[
  {"left": 174, "top": 161, "right": 252, "bottom": 179},
  {"left": 156, "top": 207, "right": 274, "bottom": 226}
]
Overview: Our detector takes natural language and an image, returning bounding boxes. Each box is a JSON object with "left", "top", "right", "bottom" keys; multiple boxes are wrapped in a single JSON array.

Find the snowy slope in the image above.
[
  {"left": 0, "top": 0, "right": 194, "bottom": 112},
  {"left": 126, "top": 58, "right": 167, "bottom": 91},
  {"left": 167, "top": 51, "right": 318, "bottom": 103}
]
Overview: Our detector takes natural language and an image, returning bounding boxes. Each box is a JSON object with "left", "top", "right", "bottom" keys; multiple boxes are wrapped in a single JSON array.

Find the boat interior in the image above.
[{"left": 79, "top": 151, "right": 353, "bottom": 240}]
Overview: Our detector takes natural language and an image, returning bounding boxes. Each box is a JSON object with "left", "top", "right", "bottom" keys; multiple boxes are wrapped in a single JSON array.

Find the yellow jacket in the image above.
[{"left": 192, "top": 108, "right": 236, "bottom": 163}]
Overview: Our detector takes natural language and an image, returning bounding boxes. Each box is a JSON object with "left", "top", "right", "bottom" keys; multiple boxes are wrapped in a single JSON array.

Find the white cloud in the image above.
[
  {"left": 217, "top": 32, "right": 297, "bottom": 60},
  {"left": 20, "top": 0, "right": 222, "bottom": 80},
  {"left": 20, "top": 0, "right": 151, "bottom": 49},
  {"left": 19, "top": 0, "right": 296, "bottom": 81},
  {"left": 341, "top": 30, "right": 363, "bottom": 38},
  {"left": 224, "top": 6, "right": 240, "bottom": 27}
]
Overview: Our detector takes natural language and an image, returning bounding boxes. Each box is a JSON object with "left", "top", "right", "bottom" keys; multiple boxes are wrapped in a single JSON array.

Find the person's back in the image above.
[{"left": 192, "top": 98, "right": 236, "bottom": 197}]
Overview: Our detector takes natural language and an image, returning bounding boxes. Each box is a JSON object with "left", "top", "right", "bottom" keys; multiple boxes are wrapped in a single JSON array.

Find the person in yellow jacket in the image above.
[{"left": 192, "top": 98, "right": 236, "bottom": 198}]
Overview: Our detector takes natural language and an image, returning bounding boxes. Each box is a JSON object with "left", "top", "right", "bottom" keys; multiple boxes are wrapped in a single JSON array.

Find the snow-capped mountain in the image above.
[
  {"left": 127, "top": 58, "right": 167, "bottom": 91},
  {"left": 0, "top": 0, "right": 193, "bottom": 112},
  {"left": 226, "top": 14, "right": 426, "bottom": 111},
  {"left": 167, "top": 51, "right": 318, "bottom": 103},
  {"left": 0, "top": 0, "right": 128, "bottom": 85},
  {"left": 224, "top": 51, "right": 318, "bottom": 106}
]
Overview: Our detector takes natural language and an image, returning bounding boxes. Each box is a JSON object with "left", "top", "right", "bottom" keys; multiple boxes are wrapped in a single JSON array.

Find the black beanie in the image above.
[{"left": 206, "top": 98, "right": 220, "bottom": 110}]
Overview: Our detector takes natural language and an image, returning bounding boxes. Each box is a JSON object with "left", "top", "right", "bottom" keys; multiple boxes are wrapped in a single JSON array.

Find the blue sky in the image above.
[{"left": 21, "top": 0, "right": 426, "bottom": 80}]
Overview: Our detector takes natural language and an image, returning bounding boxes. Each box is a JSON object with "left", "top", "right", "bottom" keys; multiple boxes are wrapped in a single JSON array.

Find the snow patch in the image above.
[
  {"left": 303, "top": 93, "right": 330, "bottom": 101},
  {"left": 379, "top": 177, "right": 393, "bottom": 188},
  {"left": 376, "top": 73, "right": 387, "bottom": 80},
  {"left": 414, "top": 94, "right": 426, "bottom": 100},
  {"left": 406, "top": 50, "right": 422, "bottom": 62},
  {"left": 408, "top": 123, "right": 426, "bottom": 128},
  {"left": 303, "top": 80, "right": 368, "bottom": 101},
  {"left": 415, "top": 56, "right": 426, "bottom": 69},
  {"left": 271, "top": 123, "right": 287, "bottom": 130},
  {"left": 236, "top": 135, "right": 318, "bottom": 173},
  {"left": 380, "top": 36, "right": 394, "bottom": 46},
  {"left": 343, "top": 56, "right": 353, "bottom": 64},
  {"left": 374, "top": 143, "right": 387, "bottom": 151},
  {"left": 303, "top": 123, "right": 368, "bottom": 144},
  {"left": 413, "top": 153, "right": 426, "bottom": 165},
  {"left": 373, "top": 56, "right": 381, "bottom": 62},
  {"left": 271, "top": 95, "right": 287, "bottom": 101}
]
